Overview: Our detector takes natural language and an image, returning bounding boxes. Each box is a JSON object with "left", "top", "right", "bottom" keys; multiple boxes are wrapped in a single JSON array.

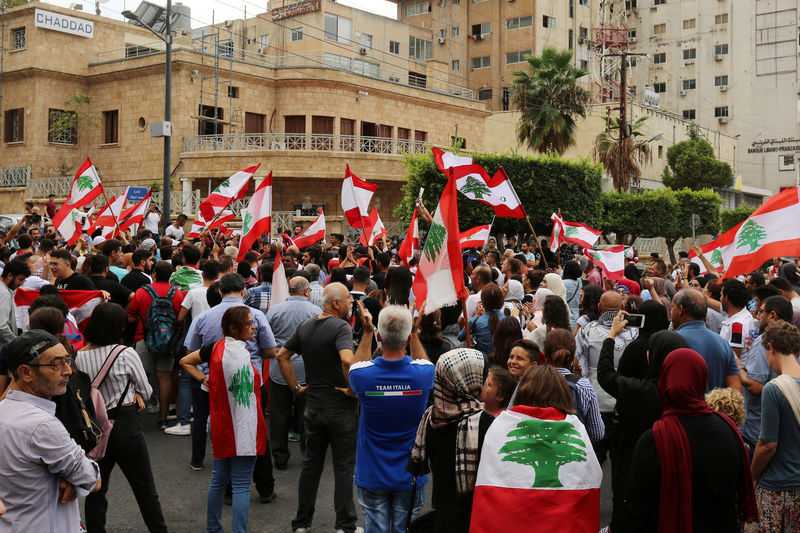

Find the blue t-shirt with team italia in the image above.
[{"left": 349, "top": 355, "right": 435, "bottom": 492}]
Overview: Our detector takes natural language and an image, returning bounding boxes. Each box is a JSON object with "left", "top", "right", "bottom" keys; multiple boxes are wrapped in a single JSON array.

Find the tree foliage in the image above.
[
  {"left": 720, "top": 207, "right": 755, "bottom": 233},
  {"left": 48, "top": 93, "right": 99, "bottom": 159},
  {"left": 395, "top": 150, "right": 604, "bottom": 239},
  {"left": 662, "top": 129, "right": 733, "bottom": 190},
  {"left": 661, "top": 188, "right": 721, "bottom": 263},
  {"left": 592, "top": 116, "right": 653, "bottom": 192},
  {"left": 511, "top": 47, "right": 591, "bottom": 155}
]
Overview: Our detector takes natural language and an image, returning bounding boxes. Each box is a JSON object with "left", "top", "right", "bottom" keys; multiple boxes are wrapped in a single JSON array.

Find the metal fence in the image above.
[
  {"left": 0, "top": 166, "right": 31, "bottom": 188},
  {"left": 182, "top": 133, "right": 428, "bottom": 155}
]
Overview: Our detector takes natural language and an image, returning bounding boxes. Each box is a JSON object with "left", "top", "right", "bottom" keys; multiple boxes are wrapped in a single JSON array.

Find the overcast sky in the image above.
[{"left": 43, "top": 0, "right": 397, "bottom": 26}]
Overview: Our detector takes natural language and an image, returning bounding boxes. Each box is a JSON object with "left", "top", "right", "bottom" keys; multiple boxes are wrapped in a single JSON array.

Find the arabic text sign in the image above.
[
  {"left": 271, "top": 0, "right": 319, "bottom": 21},
  {"left": 35, "top": 9, "right": 93, "bottom": 38}
]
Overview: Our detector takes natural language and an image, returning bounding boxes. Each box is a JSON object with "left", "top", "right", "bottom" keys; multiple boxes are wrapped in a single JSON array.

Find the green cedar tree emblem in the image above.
[
  {"left": 76, "top": 174, "right": 94, "bottom": 192},
  {"left": 564, "top": 226, "right": 578, "bottom": 238},
  {"left": 228, "top": 365, "right": 254, "bottom": 407},
  {"left": 461, "top": 176, "right": 491, "bottom": 199},
  {"left": 218, "top": 178, "right": 231, "bottom": 191},
  {"left": 170, "top": 267, "right": 203, "bottom": 290},
  {"left": 710, "top": 248, "right": 723, "bottom": 266},
  {"left": 422, "top": 222, "right": 447, "bottom": 262},
  {"left": 242, "top": 211, "right": 253, "bottom": 235},
  {"left": 498, "top": 419, "right": 588, "bottom": 488},
  {"left": 736, "top": 220, "right": 768, "bottom": 253}
]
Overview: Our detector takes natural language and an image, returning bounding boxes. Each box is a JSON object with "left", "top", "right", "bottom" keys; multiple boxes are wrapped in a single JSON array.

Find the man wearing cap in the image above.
[{"left": 0, "top": 330, "right": 102, "bottom": 531}]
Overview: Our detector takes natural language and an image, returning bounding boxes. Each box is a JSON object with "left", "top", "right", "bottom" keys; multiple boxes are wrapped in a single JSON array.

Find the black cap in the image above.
[{"left": 6, "top": 330, "right": 62, "bottom": 373}]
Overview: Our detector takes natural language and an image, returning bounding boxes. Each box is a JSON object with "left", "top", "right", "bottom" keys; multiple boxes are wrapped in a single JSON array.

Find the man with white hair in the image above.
[{"left": 348, "top": 305, "right": 433, "bottom": 533}]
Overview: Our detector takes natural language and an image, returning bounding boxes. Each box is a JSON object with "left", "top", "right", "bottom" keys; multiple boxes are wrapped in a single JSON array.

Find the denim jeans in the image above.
[
  {"left": 356, "top": 485, "right": 425, "bottom": 533},
  {"left": 178, "top": 368, "right": 192, "bottom": 426},
  {"left": 207, "top": 455, "right": 257, "bottom": 533},
  {"left": 291, "top": 406, "right": 358, "bottom": 532}
]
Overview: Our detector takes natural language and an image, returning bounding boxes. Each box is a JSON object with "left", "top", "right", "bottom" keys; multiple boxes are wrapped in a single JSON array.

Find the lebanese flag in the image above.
[
  {"left": 237, "top": 173, "right": 273, "bottom": 262},
  {"left": 720, "top": 187, "right": 800, "bottom": 278},
  {"left": 341, "top": 165, "right": 378, "bottom": 229},
  {"left": 551, "top": 212, "right": 602, "bottom": 251},
  {"left": 87, "top": 195, "right": 124, "bottom": 234},
  {"left": 411, "top": 175, "right": 468, "bottom": 312},
  {"left": 187, "top": 206, "right": 235, "bottom": 239},
  {"left": 398, "top": 208, "right": 419, "bottom": 266},
  {"left": 14, "top": 288, "right": 104, "bottom": 333},
  {"left": 470, "top": 405, "right": 602, "bottom": 533},
  {"left": 460, "top": 224, "right": 492, "bottom": 249},
  {"left": 432, "top": 148, "right": 525, "bottom": 218},
  {"left": 293, "top": 209, "right": 326, "bottom": 249},
  {"left": 208, "top": 338, "right": 267, "bottom": 459},
  {"left": 689, "top": 226, "right": 740, "bottom": 275},
  {"left": 359, "top": 207, "right": 387, "bottom": 246},
  {"left": 281, "top": 233, "right": 297, "bottom": 250},
  {"left": 56, "top": 207, "right": 84, "bottom": 245},
  {"left": 118, "top": 188, "right": 152, "bottom": 230},
  {"left": 585, "top": 246, "right": 625, "bottom": 280},
  {"left": 52, "top": 158, "right": 104, "bottom": 229},
  {"left": 199, "top": 164, "right": 259, "bottom": 220},
  {"left": 270, "top": 246, "right": 290, "bottom": 308}
]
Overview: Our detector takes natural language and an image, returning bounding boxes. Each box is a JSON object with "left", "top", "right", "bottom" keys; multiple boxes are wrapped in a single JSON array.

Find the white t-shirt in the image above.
[
  {"left": 181, "top": 286, "right": 210, "bottom": 320},
  {"left": 720, "top": 307, "right": 758, "bottom": 350},
  {"left": 165, "top": 224, "right": 184, "bottom": 241},
  {"left": 144, "top": 212, "right": 160, "bottom": 234}
]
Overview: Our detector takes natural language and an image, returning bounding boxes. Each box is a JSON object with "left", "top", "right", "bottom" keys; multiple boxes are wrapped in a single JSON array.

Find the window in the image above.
[
  {"left": 452, "top": 59, "right": 460, "bottom": 70},
  {"left": 414, "top": 130, "right": 427, "bottom": 142},
  {"left": 658, "top": 145, "right": 664, "bottom": 158},
  {"left": 654, "top": 0, "right": 665, "bottom": 5},
  {"left": 683, "top": 109, "right": 696, "bottom": 120},
  {"left": 408, "top": 71, "right": 427, "bottom": 88},
  {"left": 103, "top": 110, "right": 119, "bottom": 144},
  {"left": 569, "top": 0, "right": 573, "bottom": 17},
  {"left": 715, "top": 44, "right": 729, "bottom": 55},
  {"left": 543, "top": 16, "right": 556, "bottom": 29},
  {"left": 48, "top": 109, "right": 77, "bottom": 144},
  {"left": 198, "top": 105, "right": 224, "bottom": 135},
  {"left": 653, "top": 82, "right": 666, "bottom": 93},
  {"left": 440, "top": 29, "right": 447, "bottom": 40},
  {"left": 683, "top": 19, "right": 696, "bottom": 30},
  {"left": 324, "top": 53, "right": 351, "bottom": 70},
  {"left": 506, "top": 16, "right": 532, "bottom": 30},
  {"left": 579, "top": 0, "right": 589, "bottom": 5},
  {"left": 259, "top": 34, "right": 270, "bottom": 49},
  {"left": 406, "top": 2, "right": 430, "bottom": 16},
  {"left": 353, "top": 59, "right": 379, "bottom": 78},
  {"left": 409, "top": 36, "right": 432, "bottom": 60},
  {"left": 291, "top": 27, "right": 303, "bottom": 41},
  {"left": 471, "top": 22, "right": 491, "bottom": 37},
  {"left": 653, "top": 23, "right": 666, "bottom": 34},
  {"left": 580, "top": 26, "right": 588, "bottom": 40},
  {"left": 715, "top": 13, "right": 728, "bottom": 24},
  {"left": 653, "top": 52, "right": 666, "bottom": 63},
  {"left": 324, "top": 13, "right": 351, "bottom": 43},
  {"left": 227, "top": 86, "right": 240, "bottom": 98},
  {"left": 502, "top": 87, "right": 511, "bottom": 111},
  {"left": 218, "top": 39, "right": 233, "bottom": 58},
  {"left": 341, "top": 118, "right": 355, "bottom": 150},
  {"left": 3, "top": 108, "right": 23, "bottom": 143},
  {"left": 629, "top": 57, "right": 637, "bottom": 67},
  {"left": 478, "top": 89, "right": 492, "bottom": 101},
  {"left": 715, "top": 106, "right": 729, "bottom": 117},
  {"left": 506, "top": 50, "right": 531, "bottom": 64},
  {"left": 452, "top": 26, "right": 459, "bottom": 37},
  {"left": 361, "top": 34, "right": 373, "bottom": 49},
  {"left": 682, "top": 79, "right": 696, "bottom": 90},
  {"left": 471, "top": 56, "right": 491, "bottom": 69},
  {"left": 389, "top": 40, "right": 400, "bottom": 54},
  {"left": 683, "top": 48, "right": 696, "bottom": 60},
  {"left": 628, "top": 29, "right": 637, "bottom": 39},
  {"left": 625, "top": 0, "right": 637, "bottom": 9},
  {"left": 284, "top": 115, "right": 305, "bottom": 149},
  {"left": 715, "top": 75, "right": 729, "bottom": 86},
  {"left": 580, "top": 59, "right": 588, "bottom": 70},
  {"left": 569, "top": 29, "right": 574, "bottom": 50},
  {"left": 12, "top": 28, "right": 25, "bottom": 50}
]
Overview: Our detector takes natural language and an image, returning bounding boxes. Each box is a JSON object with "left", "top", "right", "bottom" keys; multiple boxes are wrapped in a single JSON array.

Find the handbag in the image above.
[{"left": 87, "top": 344, "right": 130, "bottom": 461}]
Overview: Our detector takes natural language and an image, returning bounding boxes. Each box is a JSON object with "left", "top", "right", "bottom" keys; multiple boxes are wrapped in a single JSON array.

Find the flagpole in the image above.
[
  {"left": 100, "top": 189, "right": 123, "bottom": 237},
  {"left": 524, "top": 215, "right": 549, "bottom": 270},
  {"left": 461, "top": 299, "right": 472, "bottom": 348}
]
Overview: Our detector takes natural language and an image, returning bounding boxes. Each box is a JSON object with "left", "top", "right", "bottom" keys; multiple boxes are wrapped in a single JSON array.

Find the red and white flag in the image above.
[
  {"left": 341, "top": 165, "right": 379, "bottom": 229},
  {"left": 470, "top": 406, "right": 602, "bottom": 533},
  {"left": 56, "top": 207, "right": 84, "bottom": 246},
  {"left": 52, "top": 157, "right": 104, "bottom": 229},
  {"left": 198, "top": 164, "right": 259, "bottom": 220},
  {"left": 88, "top": 194, "right": 124, "bottom": 234},
  {"left": 293, "top": 209, "right": 326, "bottom": 249},
  {"left": 397, "top": 208, "right": 419, "bottom": 266},
  {"left": 208, "top": 338, "right": 267, "bottom": 459},
  {"left": 14, "top": 288, "right": 104, "bottom": 333},
  {"left": 187, "top": 206, "right": 235, "bottom": 239},
  {"left": 432, "top": 148, "right": 525, "bottom": 218},
  {"left": 585, "top": 246, "right": 625, "bottom": 280},
  {"left": 550, "top": 212, "right": 602, "bottom": 252},
  {"left": 270, "top": 246, "right": 290, "bottom": 309},
  {"left": 411, "top": 175, "right": 468, "bottom": 312},
  {"left": 359, "top": 207, "right": 387, "bottom": 246},
  {"left": 689, "top": 226, "right": 740, "bottom": 275},
  {"left": 118, "top": 188, "right": 153, "bottom": 231},
  {"left": 237, "top": 173, "right": 273, "bottom": 262},
  {"left": 459, "top": 224, "right": 492, "bottom": 249}
]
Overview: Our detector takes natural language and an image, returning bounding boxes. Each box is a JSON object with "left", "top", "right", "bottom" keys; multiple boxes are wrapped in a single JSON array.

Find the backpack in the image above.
[
  {"left": 563, "top": 373, "right": 587, "bottom": 426},
  {"left": 87, "top": 344, "right": 129, "bottom": 461},
  {"left": 143, "top": 285, "right": 178, "bottom": 356}
]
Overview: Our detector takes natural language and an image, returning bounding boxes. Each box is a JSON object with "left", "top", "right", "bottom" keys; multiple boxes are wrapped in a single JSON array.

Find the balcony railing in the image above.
[
  {"left": 182, "top": 133, "right": 429, "bottom": 155},
  {"left": 0, "top": 166, "right": 31, "bottom": 188}
]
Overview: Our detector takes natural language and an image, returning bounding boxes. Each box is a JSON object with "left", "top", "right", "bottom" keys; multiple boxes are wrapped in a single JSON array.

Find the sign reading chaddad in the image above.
[{"left": 34, "top": 9, "right": 93, "bottom": 38}]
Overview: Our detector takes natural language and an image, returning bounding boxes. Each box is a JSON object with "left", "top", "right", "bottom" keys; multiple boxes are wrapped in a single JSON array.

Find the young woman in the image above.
[
  {"left": 490, "top": 317, "right": 523, "bottom": 368},
  {"left": 524, "top": 295, "right": 571, "bottom": 350},
  {"left": 459, "top": 284, "right": 505, "bottom": 356},
  {"left": 181, "top": 306, "right": 267, "bottom": 533},
  {"left": 480, "top": 365, "right": 516, "bottom": 417},
  {"left": 506, "top": 339, "right": 539, "bottom": 381}
]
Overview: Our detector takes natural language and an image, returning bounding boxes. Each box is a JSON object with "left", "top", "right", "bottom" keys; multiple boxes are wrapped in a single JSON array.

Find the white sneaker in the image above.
[
  {"left": 145, "top": 402, "right": 160, "bottom": 414},
  {"left": 164, "top": 424, "right": 191, "bottom": 436},
  {"left": 334, "top": 528, "right": 363, "bottom": 533}
]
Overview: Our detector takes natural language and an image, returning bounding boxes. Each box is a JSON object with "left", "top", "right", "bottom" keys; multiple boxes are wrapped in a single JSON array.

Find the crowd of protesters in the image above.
[{"left": 0, "top": 202, "right": 799, "bottom": 533}]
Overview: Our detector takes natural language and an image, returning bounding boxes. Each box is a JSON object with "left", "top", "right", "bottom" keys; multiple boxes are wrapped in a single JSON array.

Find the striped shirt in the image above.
[
  {"left": 554, "top": 367, "right": 606, "bottom": 443},
  {"left": 76, "top": 345, "right": 152, "bottom": 409}
]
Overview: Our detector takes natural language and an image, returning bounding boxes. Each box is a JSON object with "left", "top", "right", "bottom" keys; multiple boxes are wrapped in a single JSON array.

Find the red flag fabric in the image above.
[
  {"left": 398, "top": 208, "right": 419, "bottom": 266},
  {"left": 198, "top": 164, "right": 259, "bottom": 220},
  {"left": 359, "top": 207, "right": 387, "bottom": 246},
  {"left": 237, "top": 173, "right": 272, "bottom": 262},
  {"left": 585, "top": 246, "right": 626, "bottom": 281},
  {"left": 15, "top": 288, "right": 104, "bottom": 332},
  {"left": 550, "top": 212, "right": 602, "bottom": 251},
  {"left": 118, "top": 188, "right": 153, "bottom": 231},
  {"left": 341, "top": 165, "right": 378, "bottom": 229},
  {"left": 459, "top": 224, "right": 492, "bottom": 249},
  {"left": 52, "top": 157, "right": 104, "bottom": 229},
  {"left": 293, "top": 209, "right": 326, "bottom": 249}
]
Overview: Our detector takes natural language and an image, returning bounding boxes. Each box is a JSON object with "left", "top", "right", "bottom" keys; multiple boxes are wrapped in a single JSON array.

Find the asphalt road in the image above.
[{"left": 83, "top": 412, "right": 612, "bottom": 532}]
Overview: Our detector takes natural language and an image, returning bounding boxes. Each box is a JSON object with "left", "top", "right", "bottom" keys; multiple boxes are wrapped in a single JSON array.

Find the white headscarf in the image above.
[
  {"left": 544, "top": 273, "right": 566, "bottom": 301},
  {"left": 505, "top": 280, "right": 524, "bottom": 302}
]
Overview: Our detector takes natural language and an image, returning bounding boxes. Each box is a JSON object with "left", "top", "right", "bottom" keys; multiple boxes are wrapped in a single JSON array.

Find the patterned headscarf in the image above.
[{"left": 407, "top": 348, "right": 486, "bottom": 493}]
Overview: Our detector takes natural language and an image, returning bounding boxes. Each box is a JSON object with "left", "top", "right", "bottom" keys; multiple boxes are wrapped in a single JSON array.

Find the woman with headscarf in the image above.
[
  {"left": 502, "top": 279, "right": 524, "bottom": 319},
  {"left": 524, "top": 288, "right": 552, "bottom": 329},
  {"left": 643, "top": 277, "right": 671, "bottom": 322},
  {"left": 597, "top": 315, "right": 683, "bottom": 533},
  {"left": 407, "top": 348, "right": 493, "bottom": 533},
  {"left": 562, "top": 260, "right": 583, "bottom": 330},
  {"left": 625, "top": 349, "right": 758, "bottom": 532},
  {"left": 543, "top": 272, "right": 567, "bottom": 303}
]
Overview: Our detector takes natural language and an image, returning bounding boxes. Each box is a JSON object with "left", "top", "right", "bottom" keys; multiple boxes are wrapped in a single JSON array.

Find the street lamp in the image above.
[{"left": 122, "top": 1, "right": 172, "bottom": 236}]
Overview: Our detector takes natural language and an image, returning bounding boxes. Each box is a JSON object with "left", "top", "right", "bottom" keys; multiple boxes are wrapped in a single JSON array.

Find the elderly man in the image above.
[
  {"left": 0, "top": 330, "right": 101, "bottom": 530},
  {"left": 348, "top": 306, "right": 433, "bottom": 533},
  {"left": 304, "top": 263, "right": 324, "bottom": 309},
  {"left": 265, "top": 276, "right": 321, "bottom": 470},
  {"left": 278, "top": 282, "right": 374, "bottom": 533}
]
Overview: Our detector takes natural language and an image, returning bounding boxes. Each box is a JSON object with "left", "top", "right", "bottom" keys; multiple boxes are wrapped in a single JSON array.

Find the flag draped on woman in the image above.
[{"left": 237, "top": 173, "right": 272, "bottom": 262}]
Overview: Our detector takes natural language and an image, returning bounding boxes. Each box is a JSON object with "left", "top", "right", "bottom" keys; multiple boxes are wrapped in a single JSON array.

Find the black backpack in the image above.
[
  {"left": 564, "top": 373, "right": 587, "bottom": 426},
  {"left": 143, "top": 285, "right": 178, "bottom": 356}
]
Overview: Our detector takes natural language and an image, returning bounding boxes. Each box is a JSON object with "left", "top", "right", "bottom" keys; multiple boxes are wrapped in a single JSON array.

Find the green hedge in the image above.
[{"left": 720, "top": 207, "right": 755, "bottom": 233}]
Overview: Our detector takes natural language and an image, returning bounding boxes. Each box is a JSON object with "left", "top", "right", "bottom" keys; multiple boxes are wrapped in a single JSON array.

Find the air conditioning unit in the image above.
[
  {"left": 718, "top": 117, "right": 728, "bottom": 124},
  {"left": 680, "top": 89, "right": 687, "bottom": 96},
  {"left": 224, "top": 20, "right": 233, "bottom": 27},
  {"left": 715, "top": 54, "right": 723, "bottom": 61},
  {"left": 437, "top": 37, "right": 446, "bottom": 44},
  {"left": 629, "top": 36, "right": 637, "bottom": 42},
  {"left": 257, "top": 47, "right": 265, "bottom": 54},
  {"left": 720, "top": 85, "right": 728, "bottom": 91},
  {"left": 578, "top": 37, "right": 585, "bottom": 44},
  {"left": 359, "top": 47, "right": 367, "bottom": 55},
  {"left": 474, "top": 34, "right": 483, "bottom": 41}
]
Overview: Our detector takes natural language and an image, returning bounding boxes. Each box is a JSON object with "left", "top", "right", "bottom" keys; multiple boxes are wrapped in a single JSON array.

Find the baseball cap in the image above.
[
  {"left": 92, "top": 236, "right": 106, "bottom": 246},
  {"left": 6, "top": 330, "right": 62, "bottom": 374},
  {"left": 141, "top": 238, "right": 157, "bottom": 251}
]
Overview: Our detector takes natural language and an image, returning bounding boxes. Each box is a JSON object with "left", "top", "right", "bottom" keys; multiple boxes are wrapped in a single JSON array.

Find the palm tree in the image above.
[
  {"left": 592, "top": 116, "right": 653, "bottom": 191},
  {"left": 511, "top": 47, "right": 591, "bottom": 154}
]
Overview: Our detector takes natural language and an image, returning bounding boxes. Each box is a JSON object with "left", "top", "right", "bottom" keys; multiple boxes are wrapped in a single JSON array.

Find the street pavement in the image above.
[{"left": 84, "top": 412, "right": 612, "bottom": 532}]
